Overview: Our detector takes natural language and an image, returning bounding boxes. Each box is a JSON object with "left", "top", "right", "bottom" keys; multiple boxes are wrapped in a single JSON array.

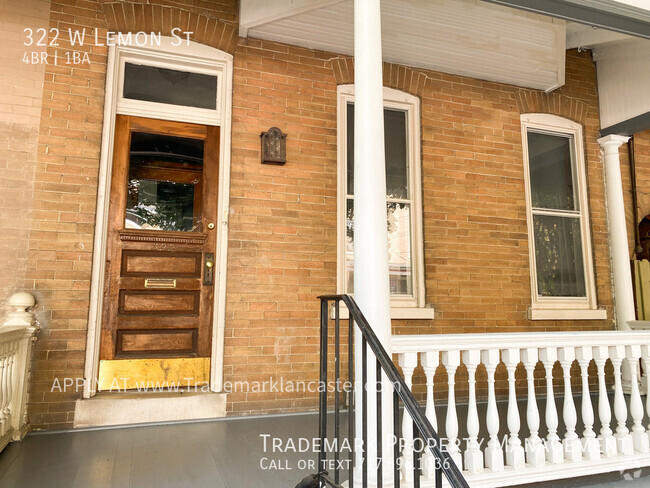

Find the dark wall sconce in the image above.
[{"left": 260, "top": 127, "right": 287, "bottom": 165}]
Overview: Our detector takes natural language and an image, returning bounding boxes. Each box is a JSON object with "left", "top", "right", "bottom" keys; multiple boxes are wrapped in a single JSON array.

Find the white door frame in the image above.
[{"left": 82, "top": 37, "right": 233, "bottom": 398}]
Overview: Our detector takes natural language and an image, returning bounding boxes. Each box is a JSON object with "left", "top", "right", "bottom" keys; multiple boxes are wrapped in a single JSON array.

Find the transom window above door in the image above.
[
  {"left": 337, "top": 86, "right": 429, "bottom": 316},
  {"left": 123, "top": 63, "right": 218, "bottom": 110},
  {"left": 114, "top": 44, "right": 224, "bottom": 126}
]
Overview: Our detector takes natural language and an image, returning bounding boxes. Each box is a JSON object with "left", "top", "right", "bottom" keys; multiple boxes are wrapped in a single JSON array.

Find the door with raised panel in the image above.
[{"left": 98, "top": 115, "right": 219, "bottom": 390}]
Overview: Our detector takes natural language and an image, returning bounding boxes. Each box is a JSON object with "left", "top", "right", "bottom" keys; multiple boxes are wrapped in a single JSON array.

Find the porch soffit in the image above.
[
  {"left": 485, "top": 0, "right": 650, "bottom": 39},
  {"left": 240, "top": 0, "right": 566, "bottom": 92}
]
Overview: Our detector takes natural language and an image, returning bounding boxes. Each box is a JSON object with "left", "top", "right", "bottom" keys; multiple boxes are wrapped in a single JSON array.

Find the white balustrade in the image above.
[
  {"left": 559, "top": 347, "right": 581, "bottom": 462},
  {"left": 482, "top": 349, "right": 503, "bottom": 472},
  {"left": 594, "top": 346, "right": 617, "bottom": 457},
  {"left": 540, "top": 347, "right": 563, "bottom": 464},
  {"left": 421, "top": 351, "right": 438, "bottom": 480},
  {"left": 398, "top": 352, "right": 417, "bottom": 484},
  {"left": 522, "top": 348, "right": 544, "bottom": 466},
  {"left": 627, "top": 345, "right": 650, "bottom": 453},
  {"left": 462, "top": 349, "right": 483, "bottom": 474},
  {"left": 610, "top": 345, "right": 634, "bottom": 455},
  {"left": 0, "top": 292, "right": 38, "bottom": 453},
  {"left": 442, "top": 350, "right": 462, "bottom": 470},
  {"left": 642, "top": 345, "right": 650, "bottom": 449},
  {"left": 576, "top": 346, "right": 600, "bottom": 460},
  {"left": 503, "top": 348, "right": 525, "bottom": 469},
  {"left": 391, "top": 330, "right": 650, "bottom": 487}
]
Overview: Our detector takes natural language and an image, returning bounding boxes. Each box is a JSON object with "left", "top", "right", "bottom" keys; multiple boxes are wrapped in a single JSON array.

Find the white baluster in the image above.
[
  {"left": 0, "top": 357, "right": 6, "bottom": 436},
  {"left": 502, "top": 348, "right": 524, "bottom": 469},
  {"left": 642, "top": 345, "right": 650, "bottom": 448},
  {"left": 3, "top": 353, "right": 14, "bottom": 430},
  {"left": 399, "top": 352, "right": 418, "bottom": 484},
  {"left": 626, "top": 345, "right": 649, "bottom": 452},
  {"left": 1, "top": 354, "right": 9, "bottom": 437},
  {"left": 593, "top": 346, "right": 617, "bottom": 457},
  {"left": 482, "top": 349, "right": 503, "bottom": 472},
  {"left": 522, "top": 348, "right": 545, "bottom": 467},
  {"left": 540, "top": 347, "right": 563, "bottom": 463},
  {"left": 462, "top": 349, "right": 483, "bottom": 474},
  {"left": 576, "top": 346, "right": 600, "bottom": 460},
  {"left": 442, "top": 351, "right": 462, "bottom": 469},
  {"left": 421, "top": 351, "right": 439, "bottom": 480},
  {"left": 610, "top": 345, "right": 634, "bottom": 455},
  {"left": 641, "top": 346, "right": 650, "bottom": 448},
  {"left": 559, "top": 347, "right": 581, "bottom": 462}
]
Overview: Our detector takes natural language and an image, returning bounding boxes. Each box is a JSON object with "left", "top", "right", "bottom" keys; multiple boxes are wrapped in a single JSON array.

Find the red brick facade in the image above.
[{"left": 5, "top": 0, "right": 648, "bottom": 430}]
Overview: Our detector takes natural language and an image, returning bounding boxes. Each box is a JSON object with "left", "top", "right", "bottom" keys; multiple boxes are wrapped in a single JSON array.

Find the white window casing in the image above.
[
  {"left": 520, "top": 113, "right": 606, "bottom": 320},
  {"left": 336, "top": 85, "right": 433, "bottom": 320}
]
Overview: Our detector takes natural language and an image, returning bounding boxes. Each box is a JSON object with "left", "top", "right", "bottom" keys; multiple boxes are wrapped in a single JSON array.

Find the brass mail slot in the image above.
[{"left": 144, "top": 278, "right": 176, "bottom": 289}]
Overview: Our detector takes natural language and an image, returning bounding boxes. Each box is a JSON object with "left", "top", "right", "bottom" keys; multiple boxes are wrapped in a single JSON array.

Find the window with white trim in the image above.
[
  {"left": 337, "top": 86, "right": 429, "bottom": 316},
  {"left": 521, "top": 114, "right": 605, "bottom": 320}
]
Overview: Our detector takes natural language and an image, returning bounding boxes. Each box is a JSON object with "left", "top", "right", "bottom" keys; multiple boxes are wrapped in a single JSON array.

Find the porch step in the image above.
[{"left": 73, "top": 391, "right": 227, "bottom": 428}]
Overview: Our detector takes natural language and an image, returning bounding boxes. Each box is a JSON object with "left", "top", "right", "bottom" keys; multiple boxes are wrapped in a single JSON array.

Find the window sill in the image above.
[
  {"left": 527, "top": 308, "right": 608, "bottom": 321},
  {"left": 330, "top": 305, "right": 435, "bottom": 320}
]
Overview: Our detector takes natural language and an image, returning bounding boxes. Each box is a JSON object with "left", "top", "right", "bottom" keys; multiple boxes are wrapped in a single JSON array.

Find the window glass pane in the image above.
[
  {"left": 387, "top": 202, "right": 413, "bottom": 295},
  {"left": 346, "top": 104, "right": 409, "bottom": 199},
  {"left": 527, "top": 131, "right": 576, "bottom": 211},
  {"left": 533, "top": 214, "right": 586, "bottom": 297},
  {"left": 125, "top": 132, "right": 204, "bottom": 232},
  {"left": 123, "top": 63, "right": 217, "bottom": 110},
  {"left": 345, "top": 200, "right": 414, "bottom": 296},
  {"left": 346, "top": 198, "right": 354, "bottom": 293},
  {"left": 347, "top": 104, "right": 354, "bottom": 195},
  {"left": 385, "top": 109, "right": 408, "bottom": 199}
]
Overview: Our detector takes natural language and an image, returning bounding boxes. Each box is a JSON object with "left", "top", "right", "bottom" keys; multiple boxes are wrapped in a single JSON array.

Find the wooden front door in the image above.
[{"left": 98, "top": 115, "right": 219, "bottom": 390}]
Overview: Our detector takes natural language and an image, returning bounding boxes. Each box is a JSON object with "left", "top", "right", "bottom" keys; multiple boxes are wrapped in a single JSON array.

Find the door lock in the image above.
[
  {"left": 204, "top": 253, "right": 215, "bottom": 285},
  {"left": 207, "top": 222, "right": 215, "bottom": 230}
]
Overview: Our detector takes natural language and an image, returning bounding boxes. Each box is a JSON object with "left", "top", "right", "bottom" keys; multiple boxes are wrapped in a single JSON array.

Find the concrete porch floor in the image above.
[{"left": 0, "top": 411, "right": 649, "bottom": 487}]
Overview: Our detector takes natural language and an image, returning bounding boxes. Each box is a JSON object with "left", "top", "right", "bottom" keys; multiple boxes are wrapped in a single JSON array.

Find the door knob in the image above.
[
  {"left": 207, "top": 222, "right": 215, "bottom": 230},
  {"left": 204, "top": 253, "right": 215, "bottom": 285}
]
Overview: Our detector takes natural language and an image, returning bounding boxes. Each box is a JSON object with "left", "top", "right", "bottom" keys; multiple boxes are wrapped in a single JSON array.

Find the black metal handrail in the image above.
[{"left": 299, "top": 294, "right": 468, "bottom": 488}]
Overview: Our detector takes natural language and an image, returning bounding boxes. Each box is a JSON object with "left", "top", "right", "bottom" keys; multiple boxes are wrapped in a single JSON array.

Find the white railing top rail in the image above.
[
  {"left": 392, "top": 329, "right": 650, "bottom": 353},
  {"left": 0, "top": 327, "right": 34, "bottom": 341}
]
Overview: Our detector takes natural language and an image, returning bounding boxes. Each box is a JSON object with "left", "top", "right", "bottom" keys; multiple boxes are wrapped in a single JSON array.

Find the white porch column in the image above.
[
  {"left": 353, "top": 0, "right": 394, "bottom": 485},
  {"left": 598, "top": 135, "right": 633, "bottom": 329}
]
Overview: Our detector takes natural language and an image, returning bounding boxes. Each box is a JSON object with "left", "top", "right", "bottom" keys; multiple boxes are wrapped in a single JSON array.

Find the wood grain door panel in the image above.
[
  {"left": 118, "top": 290, "right": 200, "bottom": 316},
  {"left": 117, "top": 329, "right": 197, "bottom": 357},
  {"left": 121, "top": 250, "right": 202, "bottom": 277}
]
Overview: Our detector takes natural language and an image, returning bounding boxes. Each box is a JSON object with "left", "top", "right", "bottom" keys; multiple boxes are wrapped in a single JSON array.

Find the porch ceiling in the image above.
[{"left": 240, "top": 0, "right": 566, "bottom": 92}]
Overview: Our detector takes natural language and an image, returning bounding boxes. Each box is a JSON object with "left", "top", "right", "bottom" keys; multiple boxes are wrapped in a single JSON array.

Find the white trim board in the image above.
[{"left": 81, "top": 36, "right": 233, "bottom": 403}]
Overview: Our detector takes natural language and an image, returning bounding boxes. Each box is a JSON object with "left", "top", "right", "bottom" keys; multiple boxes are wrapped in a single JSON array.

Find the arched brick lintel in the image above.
[
  {"left": 331, "top": 57, "right": 428, "bottom": 98},
  {"left": 514, "top": 90, "right": 589, "bottom": 126},
  {"left": 101, "top": 2, "right": 238, "bottom": 55}
]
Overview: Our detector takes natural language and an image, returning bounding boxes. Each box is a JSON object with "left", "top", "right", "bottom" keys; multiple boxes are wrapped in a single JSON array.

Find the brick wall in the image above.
[
  {"left": 0, "top": 0, "right": 50, "bottom": 318},
  {"left": 226, "top": 38, "right": 338, "bottom": 414},
  {"left": 3, "top": 0, "right": 620, "bottom": 428}
]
